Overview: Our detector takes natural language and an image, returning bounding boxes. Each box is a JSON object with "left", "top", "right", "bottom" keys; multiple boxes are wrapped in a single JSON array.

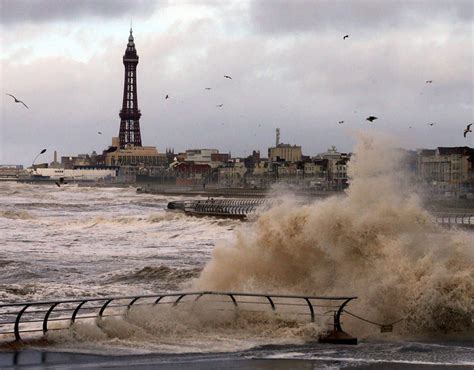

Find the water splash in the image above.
[{"left": 197, "top": 132, "right": 474, "bottom": 335}]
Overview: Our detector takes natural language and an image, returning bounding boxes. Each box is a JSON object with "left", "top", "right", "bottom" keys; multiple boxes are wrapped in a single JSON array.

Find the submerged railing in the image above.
[
  {"left": 169, "top": 199, "right": 267, "bottom": 218},
  {"left": 0, "top": 291, "right": 357, "bottom": 344},
  {"left": 170, "top": 200, "right": 474, "bottom": 227},
  {"left": 433, "top": 213, "right": 474, "bottom": 226}
]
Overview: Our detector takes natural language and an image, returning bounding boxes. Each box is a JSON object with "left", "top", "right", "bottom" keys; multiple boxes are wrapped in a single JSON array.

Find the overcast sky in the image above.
[{"left": 0, "top": 0, "right": 472, "bottom": 165}]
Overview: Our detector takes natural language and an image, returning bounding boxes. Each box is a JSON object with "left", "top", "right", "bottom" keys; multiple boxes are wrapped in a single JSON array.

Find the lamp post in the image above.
[{"left": 32, "top": 149, "right": 47, "bottom": 173}]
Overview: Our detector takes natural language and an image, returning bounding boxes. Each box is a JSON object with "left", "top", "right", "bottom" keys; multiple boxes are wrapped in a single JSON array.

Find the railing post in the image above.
[
  {"left": 127, "top": 297, "right": 141, "bottom": 312},
  {"left": 71, "top": 300, "right": 88, "bottom": 324},
  {"left": 99, "top": 299, "right": 113, "bottom": 318},
  {"left": 228, "top": 294, "right": 238, "bottom": 307},
  {"left": 265, "top": 296, "right": 275, "bottom": 311},
  {"left": 319, "top": 298, "right": 357, "bottom": 345},
  {"left": 173, "top": 294, "right": 186, "bottom": 306},
  {"left": 14, "top": 304, "right": 30, "bottom": 342},
  {"left": 153, "top": 296, "right": 164, "bottom": 305},
  {"left": 43, "top": 302, "right": 59, "bottom": 335},
  {"left": 304, "top": 298, "right": 315, "bottom": 323}
]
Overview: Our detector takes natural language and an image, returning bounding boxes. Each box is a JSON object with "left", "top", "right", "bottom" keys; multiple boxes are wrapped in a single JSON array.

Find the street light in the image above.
[{"left": 32, "top": 149, "right": 47, "bottom": 172}]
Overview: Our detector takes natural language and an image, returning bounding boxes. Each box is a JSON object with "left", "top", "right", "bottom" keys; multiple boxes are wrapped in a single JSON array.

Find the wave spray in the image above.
[{"left": 197, "top": 133, "right": 473, "bottom": 335}]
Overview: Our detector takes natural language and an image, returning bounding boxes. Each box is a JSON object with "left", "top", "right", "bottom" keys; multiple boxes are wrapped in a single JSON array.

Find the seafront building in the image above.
[
  {"left": 417, "top": 146, "right": 474, "bottom": 195},
  {"left": 11, "top": 30, "right": 473, "bottom": 196}
]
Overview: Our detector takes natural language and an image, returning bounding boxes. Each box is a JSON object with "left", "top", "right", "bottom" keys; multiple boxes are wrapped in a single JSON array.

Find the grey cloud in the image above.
[
  {"left": 0, "top": 0, "right": 161, "bottom": 25},
  {"left": 250, "top": 0, "right": 473, "bottom": 34},
  {"left": 1, "top": 4, "right": 472, "bottom": 165}
]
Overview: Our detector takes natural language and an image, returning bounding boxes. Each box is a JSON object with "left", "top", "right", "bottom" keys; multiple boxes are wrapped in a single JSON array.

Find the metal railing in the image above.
[
  {"left": 171, "top": 199, "right": 268, "bottom": 218},
  {"left": 0, "top": 291, "right": 356, "bottom": 343},
  {"left": 170, "top": 200, "right": 474, "bottom": 226},
  {"left": 433, "top": 213, "right": 474, "bottom": 226}
]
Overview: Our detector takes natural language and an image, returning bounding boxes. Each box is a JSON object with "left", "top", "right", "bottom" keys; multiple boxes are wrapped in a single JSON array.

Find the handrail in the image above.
[
  {"left": 433, "top": 213, "right": 474, "bottom": 226},
  {"left": 0, "top": 291, "right": 358, "bottom": 343}
]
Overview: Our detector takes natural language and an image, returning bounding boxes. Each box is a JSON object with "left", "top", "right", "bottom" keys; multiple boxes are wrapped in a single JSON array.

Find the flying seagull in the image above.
[
  {"left": 343, "top": 35, "right": 349, "bottom": 40},
  {"left": 366, "top": 116, "right": 378, "bottom": 122},
  {"left": 464, "top": 123, "right": 472, "bottom": 138},
  {"left": 5, "top": 93, "right": 29, "bottom": 109},
  {"left": 97, "top": 132, "right": 102, "bottom": 135},
  {"left": 426, "top": 80, "right": 433, "bottom": 83},
  {"left": 216, "top": 104, "right": 223, "bottom": 107},
  {"left": 165, "top": 95, "right": 169, "bottom": 99},
  {"left": 338, "top": 120, "right": 344, "bottom": 124},
  {"left": 428, "top": 123, "right": 436, "bottom": 126},
  {"left": 224, "top": 75, "right": 232, "bottom": 79},
  {"left": 205, "top": 87, "right": 212, "bottom": 90}
]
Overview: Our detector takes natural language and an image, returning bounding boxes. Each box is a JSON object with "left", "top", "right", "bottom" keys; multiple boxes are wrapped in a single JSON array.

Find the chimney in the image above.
[{"left": 276, "top": 128, "right": 280, "bottom": 146}]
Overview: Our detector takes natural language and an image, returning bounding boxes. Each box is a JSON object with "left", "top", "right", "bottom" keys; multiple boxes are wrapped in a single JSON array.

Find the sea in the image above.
[{"left": 0, "top": 181, "right": 472, "bottom": 369}]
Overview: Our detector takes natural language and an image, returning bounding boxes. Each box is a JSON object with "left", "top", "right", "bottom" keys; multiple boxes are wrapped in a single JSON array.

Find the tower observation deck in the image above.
[{"left": 119, "top": 28, "right": 142, "bottom": 148}]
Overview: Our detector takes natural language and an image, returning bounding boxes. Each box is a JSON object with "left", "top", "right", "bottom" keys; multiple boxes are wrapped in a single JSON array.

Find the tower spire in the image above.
[{"left": 118, "top": 28, "right": 142, "bottom": 148}]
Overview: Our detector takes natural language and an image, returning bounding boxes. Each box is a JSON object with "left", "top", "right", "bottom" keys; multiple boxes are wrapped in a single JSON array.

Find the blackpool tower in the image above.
[{"left": 118, "top": 28, "right": 142, "bottom": 148}]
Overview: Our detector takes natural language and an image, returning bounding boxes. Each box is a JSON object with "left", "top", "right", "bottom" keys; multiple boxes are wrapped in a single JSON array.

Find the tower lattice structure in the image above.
[{"left": 119, "top": 28, "right": 142, "bottom": 148}]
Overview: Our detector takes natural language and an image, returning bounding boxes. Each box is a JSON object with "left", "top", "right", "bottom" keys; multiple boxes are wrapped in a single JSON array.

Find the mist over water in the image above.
[{"left": 197, "top": 132, "right": 474, "bottom": 335}]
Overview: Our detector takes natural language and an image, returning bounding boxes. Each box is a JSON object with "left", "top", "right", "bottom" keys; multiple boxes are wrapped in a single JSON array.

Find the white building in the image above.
[
  {"left": 33, "top": 168, "right": 117, "bottom": 181},
  {"left": 185, "top": 149, "right": 219, "bottom": 164}
]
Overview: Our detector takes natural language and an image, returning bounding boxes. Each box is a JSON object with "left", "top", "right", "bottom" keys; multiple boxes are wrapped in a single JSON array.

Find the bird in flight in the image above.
[
  {"left": 97, "top": 132, "right": 102, "bottom": 135},
  {"left": 224, "top": 75, "right": 232, "bottom": 79},
  {"left": 428, "top": 123, "right": 436, "bottom": 126},
  {"left": 216, "top": 104, "right": 223, "bottom": 107},
  {"left": 165, "top": 95, "right": 169, "bottom": 99},
  {"left": 205, "top": 87, "right": 212, "bottom": 90},
  {"left": 366, "top": 116, "right": 378, "bottom": 122},
  {"left": 343, "top": 35, "right": 349, "bottom": 40},
  {"left": 5, "top": 93, "right": 29, "bottom": 109},
  {"left": 464, "top": 123, "right": 472, "bottom": 138},
  {"left": 425, "top": 80, "right": 433, "bottom": 83},
  {"left": 338, "top": 120, "right": 344, "bottom": 124}
]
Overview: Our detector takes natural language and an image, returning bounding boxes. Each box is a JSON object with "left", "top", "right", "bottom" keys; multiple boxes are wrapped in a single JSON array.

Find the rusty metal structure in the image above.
[
  {"left": 0, "top": 291, "right": 358, "bottom": 345},
  {"left": 119, "top": 28, "right": 142, "bottom": 148}
]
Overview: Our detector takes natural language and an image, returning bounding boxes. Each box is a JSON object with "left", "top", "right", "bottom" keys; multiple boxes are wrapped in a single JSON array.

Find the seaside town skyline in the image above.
[{"left": 1, "top": 0, "right": 473, "bottom": 166}]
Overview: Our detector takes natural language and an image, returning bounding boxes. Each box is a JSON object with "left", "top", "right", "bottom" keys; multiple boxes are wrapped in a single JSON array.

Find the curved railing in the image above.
[
  {"left": 0, "top": 291, "right": 357, "bottom": 343},
  {"left": 433, "top": 213, "right": 474, "bottom": 226},
  {"left": 174, "top": 199, "right": 267, "bottom": 218}
]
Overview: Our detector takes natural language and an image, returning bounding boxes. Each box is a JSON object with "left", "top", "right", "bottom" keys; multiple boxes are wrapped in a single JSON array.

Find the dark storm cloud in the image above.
[
  {"left": 0, "top": 0, "right": 161, "bottom": 25},
  {"left": 250, "top": 0, "right": 473, "bottom": 34}
]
